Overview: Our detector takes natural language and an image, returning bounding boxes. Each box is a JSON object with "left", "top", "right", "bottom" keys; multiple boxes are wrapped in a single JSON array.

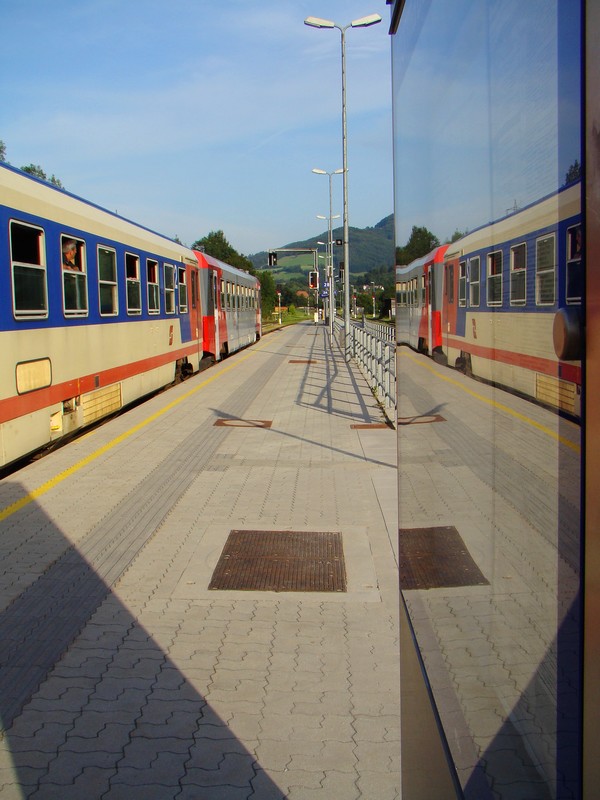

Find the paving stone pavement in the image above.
[{"left": 0, "top": 321, "right": 400, "bottom": 799}]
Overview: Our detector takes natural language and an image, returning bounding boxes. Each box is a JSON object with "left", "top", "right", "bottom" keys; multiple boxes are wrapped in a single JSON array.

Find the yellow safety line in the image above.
[
  {"left": 399, "top": 351, "right": 581, "bottom": 453},
  {"left": 0, "top": 342, "right": 268, "bottom": 522}
]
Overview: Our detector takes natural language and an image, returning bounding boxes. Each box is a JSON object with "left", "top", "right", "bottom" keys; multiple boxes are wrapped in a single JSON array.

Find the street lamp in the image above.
[
  {"left": 305, "top": 12, "right": 382, "bottom": 361},
  {"left": 312, "top": 167, "right": 343, "bottom": 337}
]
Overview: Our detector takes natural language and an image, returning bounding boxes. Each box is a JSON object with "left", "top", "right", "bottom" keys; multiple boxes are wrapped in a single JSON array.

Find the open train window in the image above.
[
  {"left": 125, "top": 253, "right": 141, "bottom": 314},
  {"left": 469, "top": 256, "right": 480, "bottom": 307},
  {"left": 98, "top": 246, "right": 118, "bottom": 315},
  {"left": 10, "top": 220, "right": 48, "bottom": 318},
  {"left": 566, "top": 224, "right": 582, "bottom": 304},
  {"left": 510, "top": 242, "right": 527, "bottom": 306},
  {"left": 487, "top": 250, "right": 503, "bottom": 306},
  {"left": 164, "top": 264, "right": 175, "bottom": 314},
  {"left": 147, "top": 259, "right": 160, "bottom": 313},
  {"left": 536, "top": 234, "right": 556, "bottom": 306},
  {"left": 178, "top": 267, "right": 188, "bottom": 313},
  {"left": 61, "top": 235, "right": 88, "bottom": 317}
]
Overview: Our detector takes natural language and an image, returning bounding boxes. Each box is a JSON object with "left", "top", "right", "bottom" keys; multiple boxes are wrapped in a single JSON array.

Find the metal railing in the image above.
[{"left": 335, "top": 316, "right": 397, "bottom": 414}]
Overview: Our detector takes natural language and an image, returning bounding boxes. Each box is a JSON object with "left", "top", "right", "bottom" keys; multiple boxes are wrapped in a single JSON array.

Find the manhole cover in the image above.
[
  {"left": 398, "top": 414, "right": 445, "bottom": 425},
  {"left": 350, "top": 423, "right": 392, "bottom": 429},
  {"left": 214, "top": 419, "right": 272, "bottom": 428},
  {"left": 209, "top": 530, "right": 347, "bottom": 592},
  {"left": 399, "top": 526, "right": 488, "bottom": 590}
]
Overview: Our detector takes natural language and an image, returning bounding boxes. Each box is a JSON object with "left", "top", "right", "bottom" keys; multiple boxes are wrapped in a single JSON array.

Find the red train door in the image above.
[{"left": 189, "top": 264, "right": 202, "bottom": 363}]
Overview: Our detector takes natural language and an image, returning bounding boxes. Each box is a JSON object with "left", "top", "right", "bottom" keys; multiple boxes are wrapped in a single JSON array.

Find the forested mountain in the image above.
[{"left": 248, "top": 214, "right": 394, "bottom": 277}]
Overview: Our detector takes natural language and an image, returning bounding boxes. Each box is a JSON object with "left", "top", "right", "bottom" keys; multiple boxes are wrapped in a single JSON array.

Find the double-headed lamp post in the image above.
[
  {"left": 313, "top": 168, "right": 343, "bottom": 337},
  {"left": 305, "top": 13, "right": 382, "bottom": 361},
  {"left": 317, "top": 213, "right": 340, "bottom": 334}
]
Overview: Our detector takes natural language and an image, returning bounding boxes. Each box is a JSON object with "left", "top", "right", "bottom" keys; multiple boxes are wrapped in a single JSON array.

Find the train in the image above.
[
  {"left": 0, "top": 162, "right": 261, "bottom": 468},
  {"left": 396, "top": 181, "right": 582, "bottom": 417}
]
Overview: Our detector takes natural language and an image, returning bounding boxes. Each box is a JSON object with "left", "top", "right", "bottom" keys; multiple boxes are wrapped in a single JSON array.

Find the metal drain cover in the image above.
[
  {"left": 399, "top": 526, "right": 488, "bottom": 590},
  {"left": 350, "top": 423, "right": 392, "bottom": 429},
  {"left": 209, "top": 530, "right": 347, "bottom": 592},
  {"left": 214, "top": 419, "right": 272, "bottom": 428}
]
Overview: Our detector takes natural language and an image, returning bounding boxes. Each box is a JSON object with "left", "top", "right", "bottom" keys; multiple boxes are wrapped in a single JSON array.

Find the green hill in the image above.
[{"left": 248, "top": 214, "right": 394, "bottom": 278}]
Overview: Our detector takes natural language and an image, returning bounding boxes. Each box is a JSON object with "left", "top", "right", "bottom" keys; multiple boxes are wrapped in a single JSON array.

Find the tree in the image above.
[
  {"left": 449, "top": 228, "right": 468, "bottom": 243},
  {"left": 0, "top": 140, "right": 6, "bottom": 162},
  {"left": 396, "top": 225, "right": 439, "bottom": 265},
  {"left": 564, "top": 159, "right": 581, "bottom": 186},
  {"left": 192, "top": 230, "right": 254, "bottom": 274},
  {"left": 258, "top": 269, "right": 276, "bottom": 317},
  {"left": 20, "top": 163, "right": 64, "bottom": 188}
]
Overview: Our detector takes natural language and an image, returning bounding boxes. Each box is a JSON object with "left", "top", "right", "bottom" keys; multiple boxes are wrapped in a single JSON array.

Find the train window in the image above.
[
  {"left": 9, "top": 220, "right": 48, "bottom": 318},
  {"left": 510, "top": 243, "right": 527, "bottom": 305},
  {"left": 178, "top": 267, "right": 188, "bottom": 313},
  {"left": 98, "top": 246, "right": 118, "bottom": 315},
  {"left": 459, "top": 261, "right": 466, "bottom": 306},
  {"left": 487, "top": 250, "right": 503, "bottom": 306},
  {"left": 566, "top": 224, "right": 583, "bottom": 304},
  {"left": 147, "top": 259, "right": 160, "bottom": 314},
  {"left": 61, "top": 235, "right": 88, "bottom": 317},
  {"left": 164, "top": 264, "right": 176, "bottom": 313},
  {"left": 420, "top": 275, "right": 425, "bottom": 305},
  {"left": 469, "top": 256, "right": 480, "bottom": 307},
  {"left": 447, "top": 264, "right": 455, "bottom": 304},
  {"left": 220, "top": 278, "right": 225, "bottom": 310},
  {"left": 536, "top": 234, "right": 556, "bottom": 305},
  {"left": 191, "top": 269, "right": 198, "bottom": 309},
  {"left": 125, "top": 253, "right": 141, "bottom": 314}
]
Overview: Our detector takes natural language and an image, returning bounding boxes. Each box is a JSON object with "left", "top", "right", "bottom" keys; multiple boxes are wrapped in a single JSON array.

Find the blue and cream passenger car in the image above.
[
  {"left": 398, "top": 182, "right": 582, "bottom": 417},
  {"left": 0, "top": 163, "right": 203, "bottom": 467}
]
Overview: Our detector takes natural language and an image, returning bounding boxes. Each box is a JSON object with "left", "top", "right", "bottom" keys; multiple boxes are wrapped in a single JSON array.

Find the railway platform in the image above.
[{"left": 0, "top": 321, "right": 400, "bottom": 799}]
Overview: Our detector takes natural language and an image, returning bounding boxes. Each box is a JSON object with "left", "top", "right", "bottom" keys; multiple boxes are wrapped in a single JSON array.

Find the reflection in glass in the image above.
[{"left": 392, "top": 1, "right": 582, "bottom": 797}]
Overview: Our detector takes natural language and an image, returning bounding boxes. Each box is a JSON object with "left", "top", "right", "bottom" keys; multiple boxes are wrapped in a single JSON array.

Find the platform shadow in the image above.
[{"left": 0, "top": 487, "right": 285, "bottom": 799}]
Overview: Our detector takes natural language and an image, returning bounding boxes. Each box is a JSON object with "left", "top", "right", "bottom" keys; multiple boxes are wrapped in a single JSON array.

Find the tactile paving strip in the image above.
[
  {"left": 209, "top": 530, "right": 347, "bottom": 592},
  {"left": 398, "top": 525, "right": 489, "bottom": 589}
]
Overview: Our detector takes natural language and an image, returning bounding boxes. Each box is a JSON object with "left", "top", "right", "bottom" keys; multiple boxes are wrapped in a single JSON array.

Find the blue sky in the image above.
[
  {"left": 391, "top": 0, "right": 581, "bottom": 245},
  {"left": 0, "top": 0, "right": 393, "bottom": 257}
]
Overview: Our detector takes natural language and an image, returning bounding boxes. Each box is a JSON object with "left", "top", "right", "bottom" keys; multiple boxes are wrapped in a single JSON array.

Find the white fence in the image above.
[{"left": 335, "top": 317, "right": 397, "bottom": 414}]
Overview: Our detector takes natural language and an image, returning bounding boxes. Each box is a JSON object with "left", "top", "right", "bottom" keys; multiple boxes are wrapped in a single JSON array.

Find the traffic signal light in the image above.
[
  {"left": 335, "top": 238, "right": 343, "bottom": 246},
  {"left": 268, "top": 251, "right": 278, "bottom": 266},
  {"left": 309, "top": 271, "right": 319, "bottom": 289}
]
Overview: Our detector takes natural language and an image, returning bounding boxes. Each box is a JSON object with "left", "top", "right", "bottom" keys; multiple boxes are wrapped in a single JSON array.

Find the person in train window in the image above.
[{"left": 62, "top": 239, "right": 80, "bottom": 270}]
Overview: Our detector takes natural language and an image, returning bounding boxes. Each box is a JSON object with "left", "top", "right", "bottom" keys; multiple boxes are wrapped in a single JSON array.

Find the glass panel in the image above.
[
  {"left": 14, "top": 264, "right": 47, "bottom": 314},
  {"left": 98, "top": 247, "right": 117, "bottom": 315},
  {"left": 392, "top": 1, "right": 582, "bottom": 797}
]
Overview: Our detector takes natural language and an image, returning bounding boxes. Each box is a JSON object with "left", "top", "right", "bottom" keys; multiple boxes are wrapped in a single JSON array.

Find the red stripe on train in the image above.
[
  {"left": 0, "top": 344, "right": 199, "bottom": 424},
  {"left": 446, "top": 337, "right": 582, "bottom": 383}
]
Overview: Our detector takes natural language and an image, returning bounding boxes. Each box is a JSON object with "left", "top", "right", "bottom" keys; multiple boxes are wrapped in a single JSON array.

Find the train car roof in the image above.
[
  {"left": 193, "top": 249, "right": 259, "bottom": 285},
  {"left": 396, "top": 242, "right": 449, "bottom": 276},
  {"left": 444, "top": 182, "right": 580, "bottom": 260},
  {"left": 0, "top": 161, "right": 196, "bottom": 263}
]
